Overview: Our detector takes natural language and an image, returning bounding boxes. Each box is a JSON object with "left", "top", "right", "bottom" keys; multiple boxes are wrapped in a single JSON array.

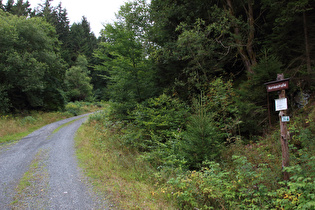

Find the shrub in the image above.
[
  {"left": 203, "top": 78, "right": 241, "bottom": 143},
  {"left": 0, "top": 89, "right": 10, "bottom": 114},
  {"left": 88, "top": 110, "right": 109, "bottom": 124},
  {"left": 166, "top": 155, "right": 314, "bottom": 209},
  {"left": 65, "top": 102, "right": 82, "bottom": 116},
  {"left": 127, "top": 94, "right": 189, "bottom": 149},
  {"left": 272, "top": 163, "right": 315, "bottom": 209},
  {"left": 20, "top": 116, "right": 37, "bottom": 125},
  {"left": 181, "top": 107, "right": 224, "bottom": 169}
]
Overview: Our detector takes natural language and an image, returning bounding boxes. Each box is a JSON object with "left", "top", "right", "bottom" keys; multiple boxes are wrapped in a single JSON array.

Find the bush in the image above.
[
  {"left": 273, "top": 164, "right": 315, "bottom": 209},
  {"left": 127, "top": 94, "right": 189, "bottom": 149},
  {"left": 88, "top": 110, "right": 109, "bottom": 124},
  {"left": 181, "top": 110, "right": 223, "bottom": 170},
  {"left": 65, "top": 102, "right": 82, "bottom": 116},
  {"left": 114, "top": 94, "right": 190, "bottom": 170},
  {"left": 166, "top": 156, "right": 315, "bottom": 209},
  {"left": 203, "top": 78, "right": 241, "bottom": 142},
  {"left": 109, "top": 101, "right": 137, "bottom": 120},
  {"left": 235, "top": 54, "right": 282, "bottom": 139},
  {"left": 0, "top": 89, "right": 10, "bottom": 114},
  {"left": 20, "top": 116, "right": 37, "bottom": 125}
]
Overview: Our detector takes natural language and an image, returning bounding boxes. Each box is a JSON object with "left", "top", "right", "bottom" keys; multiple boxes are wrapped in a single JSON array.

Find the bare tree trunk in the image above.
[
  {"left": 303, "top": 11, "right": 312, "bottom": 73},
  {"left": 246, "top": 0, "right": 257, "bottom": 67},
  {"left": 226, "top": 0, "right": 256, "bottom": 75}
]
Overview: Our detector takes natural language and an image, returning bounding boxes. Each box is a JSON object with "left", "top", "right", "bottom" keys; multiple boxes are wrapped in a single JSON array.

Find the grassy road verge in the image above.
[
  {"left": 75, "top": 109, "right": 175, "bottom": 209},
  {"left": 0, "top": 102, "right": 103, "bottom": 144}
]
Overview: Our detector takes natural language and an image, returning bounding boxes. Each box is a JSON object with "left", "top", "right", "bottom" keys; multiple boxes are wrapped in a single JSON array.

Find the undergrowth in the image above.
[
  {"left": 75, "top": 96, "right": 314, "bottom": 209},
  {"left": 0, "top": 101, "right": 104, "bottom": 144},
  {"left": 75, "top": 106, "right": 176, "bottom": 209}
]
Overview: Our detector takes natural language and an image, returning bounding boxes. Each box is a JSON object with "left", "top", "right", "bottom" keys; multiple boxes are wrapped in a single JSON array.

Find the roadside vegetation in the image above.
[
  {"left": 0, "top": 102, "right": 104, "bottom": 144},
  {"left": 76, "top": 99, "right": 314, "bottom": 209},
  {"left": 11, "top": 149, "right": 49, "bottom": 209},
  {"left": 1, "top": 0, "right": 314, "bottom": 209},
  {"left": 75, "top": 106, "right": 176, "bottom": 209}
]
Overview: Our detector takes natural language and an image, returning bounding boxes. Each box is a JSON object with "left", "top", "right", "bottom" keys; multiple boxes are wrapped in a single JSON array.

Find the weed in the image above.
[
  {"left": 75, "top": 108, "right": 175, "bottom": 209},
  {"left": 0, "top": 102, "right": 105, "bottom": 144},
  {"left": 20, "top": 116, "right": 37, "bottom": 125},
  {"left": 10, "top": 149, "right": 49, "bottom": 209}
]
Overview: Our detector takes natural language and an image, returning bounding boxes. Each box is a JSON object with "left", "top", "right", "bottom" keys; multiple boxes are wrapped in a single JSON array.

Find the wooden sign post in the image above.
[{"left": 265, "top": 74, "right": 290, "bottom": 181}]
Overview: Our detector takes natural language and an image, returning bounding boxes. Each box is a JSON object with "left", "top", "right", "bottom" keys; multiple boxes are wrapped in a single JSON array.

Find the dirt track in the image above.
[{"left": 0, "top": 114, "right": 110, "bottom": 209}]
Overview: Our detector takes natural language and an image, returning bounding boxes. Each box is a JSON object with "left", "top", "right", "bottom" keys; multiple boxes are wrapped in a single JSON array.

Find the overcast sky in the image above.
[{"left": 27, "top": 0, "right": 128, "bottom": 37}]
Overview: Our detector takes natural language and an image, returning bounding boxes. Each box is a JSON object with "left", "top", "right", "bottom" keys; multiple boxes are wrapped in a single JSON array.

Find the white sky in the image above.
[{"left": 27, "top": 0, "right": 128, "bottom": 37}]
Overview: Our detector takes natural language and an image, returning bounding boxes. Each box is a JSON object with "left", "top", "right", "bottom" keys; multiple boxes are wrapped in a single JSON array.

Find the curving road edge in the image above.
[{"left": 0, "top": 113, "right": 110, "bottom": 209}]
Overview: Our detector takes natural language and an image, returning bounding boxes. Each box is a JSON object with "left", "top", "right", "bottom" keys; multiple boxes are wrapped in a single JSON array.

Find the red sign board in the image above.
[{"left": 265, "top": 79, "right": 290, "bottom": 92}]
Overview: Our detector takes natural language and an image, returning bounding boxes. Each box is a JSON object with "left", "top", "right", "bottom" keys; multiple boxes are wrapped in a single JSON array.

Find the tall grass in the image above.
[
  {"left": 0, "top": 102, "right": 105, "bottom": 144},
  {"left": 75, "top": 102, "right": 315, "bottom": 209},
  {"left": 0, "top": 112, "right": 73, "bottom": 144},
  {"left": 75, "top": 109, "right": 175, "bottom": 209}
]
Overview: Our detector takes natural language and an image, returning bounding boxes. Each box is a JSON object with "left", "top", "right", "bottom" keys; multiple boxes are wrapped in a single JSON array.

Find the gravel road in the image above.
[{"left": 0, "top": 113, "right": 110, "bottom": 209}]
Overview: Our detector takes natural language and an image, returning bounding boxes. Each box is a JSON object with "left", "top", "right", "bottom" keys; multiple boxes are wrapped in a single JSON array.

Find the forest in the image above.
[{"left": 1, "top": 0, "right": 314, "bottom": 209}]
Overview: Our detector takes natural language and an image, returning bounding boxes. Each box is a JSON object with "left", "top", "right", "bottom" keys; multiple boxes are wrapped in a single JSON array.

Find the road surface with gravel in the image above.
[{"left": 0, "top": 113, "right": 110, "bottom": 209}]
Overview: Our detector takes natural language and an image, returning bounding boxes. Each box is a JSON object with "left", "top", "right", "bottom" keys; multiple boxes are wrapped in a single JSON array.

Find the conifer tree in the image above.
[
  {"left": 0, "top": 0, "right": 4, "bottom": 10},
  {"left": 69, "top": 16, "right": 97, "bottom": 62},
  {"left": 12, "top": 0, "right": 31, "bottom": 16},
  {"left": 4, "top": 0, "right": 13, "bottom": 12}
]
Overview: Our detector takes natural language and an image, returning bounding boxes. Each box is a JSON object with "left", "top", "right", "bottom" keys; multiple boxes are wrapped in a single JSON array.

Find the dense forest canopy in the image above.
[
  {"left": 0, "top": 0, "right": 97, "bottom": 112},
  {"left": 1, "top": 0, "right": 314, "bottom": 137},
  {"left": 1, "top": 0, "right": 314, "bottom": 208}
]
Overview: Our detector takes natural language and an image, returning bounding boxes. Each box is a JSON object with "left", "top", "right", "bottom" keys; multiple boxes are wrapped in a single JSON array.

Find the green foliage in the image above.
[
  {"left": 174, "top": 11, "right": 235, "bottom": 96},
  {"left": 181, "top": 103, "right": 223, "bottom": 170},
  {"left": 123, "top": 94, "right": 189, "bottom": 151},
  {"left": 0, "top": 10, "right": 66, "bottom": 112},
  {"left": 289, "top": 106, "right": 315, "bottom": 149},
  {"left": 274, "top": 164, "right": 315, "bottom": 209},
  {"left": 65, "top": 102, "right": 82, "bottom": 116},
  {"left": 1, "top": 0, "right": 32, "bottom": 16},
  {"left": 88, "top": 110, "right": 109, "bottom": 123},
  {"left": 236, "top": 54, "right": 283, "bottom": 139},
  {"left": 65, "top": 55, "right": 93, "bottom": 101},
  {"left": 132, "top": 94, "right": 189, "bottom": 139},
  {"left": 166, "top": 155, "right": 314, "bottom": 209},
  {"left": 0, "top": 87, "right": 10, "bottom": 114},
  {"left": 203, "top": 78, "right": 241, "bottom": 141},
  {"left": 94, "top": 16, "right": 157, "bottom": 116},
  {"left": 64, "top": 101, "right": 92, "bottom": 116},
  {"left": 68, "top": 16, "right": 97, "bottom": 63},
  {"left": 112, "top": 78, "right": 241, "bottom": 170},
  {"left": 20, "top": 116, "right": 37, "bottom": 125}
]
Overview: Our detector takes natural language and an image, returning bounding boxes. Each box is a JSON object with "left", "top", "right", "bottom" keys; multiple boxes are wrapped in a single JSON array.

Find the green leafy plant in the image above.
[
  {"left": 64, "top": 55, "right": 93, "bottom": 102},
  {"left": 20, "top": 116, "right": 37, "bottom": 125},
  {"left": 65, "top": 102, "right": 82, "bottom": 116},
  {"left": 181, "top": 100, "right": 224, "bottom": 170},
  {"left": 128, "top": 94, "right": 189, "bottom": 148}
]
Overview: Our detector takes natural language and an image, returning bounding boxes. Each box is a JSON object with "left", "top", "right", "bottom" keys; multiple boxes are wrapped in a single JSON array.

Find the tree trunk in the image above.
[
  {"left": 246, "top": 0, "right": 257, "bottom": 67},
  {"left": 303, "top": 11, "right": 312, "bottom": 73},
  {"left": 226, "top": 0, "right": 256, "bottom": 76}
]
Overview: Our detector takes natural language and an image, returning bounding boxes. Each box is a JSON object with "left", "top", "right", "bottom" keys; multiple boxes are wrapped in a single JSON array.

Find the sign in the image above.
[
  {"left": 275, "top": 98, "right": 288, "bottom": 111},
  {"left": 281, "top": 116, "right": 290, "bottom": 122},
  {"left": 264, "top": 79, "right": 290, "bottom": 92}
]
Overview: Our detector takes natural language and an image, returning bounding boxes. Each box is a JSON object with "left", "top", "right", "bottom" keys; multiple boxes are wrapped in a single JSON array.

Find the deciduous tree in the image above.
[
  {"left": 0, "top": 10, "right": 66, "bottom": 112},
  {"left": 64, "top": 55, "right": 93, "bottom": 101}
]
